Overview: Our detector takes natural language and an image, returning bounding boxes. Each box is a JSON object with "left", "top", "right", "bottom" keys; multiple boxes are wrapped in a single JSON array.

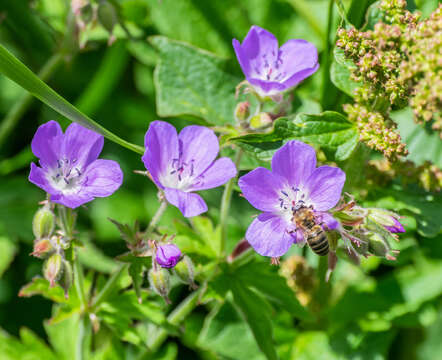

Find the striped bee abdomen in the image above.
[{"left": 306, "top": 226, "right": 329, "bottom": 256}]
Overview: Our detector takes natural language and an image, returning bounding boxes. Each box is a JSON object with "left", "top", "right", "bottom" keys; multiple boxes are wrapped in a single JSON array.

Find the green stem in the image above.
[
  {"left": 0, "top": 44, "right": 144, "bottom": 155},
  {"left": 219, "top": 149, "right": 243, "bottom": 256},
  {"left": 145, "top": 200, "right": 168, "bottom": 238},
  {"left": 90, "top": 263, "right": 129, "bottom": 311},
  {"left": 286, "top": 0, "right": 325, "bottom": 39},
  {"left": 0, "top": 53, "right": 63, "bottom": 147},
  {"left": 145, "top": 287, "right": 203, "bottom": 352},
  {"left": 321, "top": 0, "right": 335, "bottom": 107},
  {"left": 74, "top": 253, "right": 86, "bottom": 309}
]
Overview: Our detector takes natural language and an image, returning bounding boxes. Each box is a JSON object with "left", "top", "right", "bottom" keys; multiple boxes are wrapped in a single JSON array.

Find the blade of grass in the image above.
[{"left": 0, "top": 44, "right": 144, "bottom": 155}]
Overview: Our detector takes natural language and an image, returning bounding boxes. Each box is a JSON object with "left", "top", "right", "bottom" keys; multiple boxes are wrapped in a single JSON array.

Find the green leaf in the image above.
[
  {"left": 0, "top": 327, "right": 57, "bottom": 360},
  {"left": 18, "top": 277, "right": 79, "bottom": 304},
  {"left": 330, "top": 48, "right": 361, "bottom": 97},
  {"left": 150, "top": 36, "right": 242, "bottom": 126},
  {"left": 233, "top": 111, "right": 358, "bottom": 161},
  {"left": 230, "top": 278, "right": 278, "bottom": 360},
  {"left": 198, "top": 302, "right": 267, "bottom": 360},
  {"left": 392, "top": 108, "right": 442, "bottom": 168},
  {"left": 0, "top": 236, "right": 16, "bottom": 277},
  {"left": 0, "top": 44, "right": 144, "bottom": 154},
  {"left": 235, "top": 261, "right": 313, "bottom": 321},
  {"left": 128, "top": 262, "right": 143, "bottom": 303}
]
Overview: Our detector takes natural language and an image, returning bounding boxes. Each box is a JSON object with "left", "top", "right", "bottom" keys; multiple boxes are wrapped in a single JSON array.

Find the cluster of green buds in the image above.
[
  {"left": 31, "top": 204, "right": 74, "bottom": 297},
  {"left": 331, "top": 196, "right": 403, "bottom": 263},
  {"left": 336, "top": 1, "right": 441, "bottom": 158}
]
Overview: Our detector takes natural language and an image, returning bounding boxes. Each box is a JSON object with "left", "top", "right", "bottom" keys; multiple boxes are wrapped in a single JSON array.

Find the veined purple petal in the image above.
[
  {"left": 62, "top": 123, "right": 104, "bottom": 168},
  {"left": 246, "top": 212, "right": 294, "bottom": 257},
  {"left": 305, "top": 166, "right": 346, "bottom": 211},
  {"left": 31, "top": 121, "right": 63, "bottom": 168},
  {"left": 283, "top": 63, "right": 319, "bottom": 89},
  {"left": 238, "top": 167, "right": 286, "bottom": 212},
  {"left": 278, "top": 39, "right": 319, "bottom": 87},
  {"left": 142, "top": 121, "right": 179, "bottom": 187},
  {"left": 385, "top": 218, "right": 405, "bottom": 233},
  {"left": 28, "top": 162, "right": 59, "bottom": 196},
  {"left": 271, "top": 141, "right": 316, "bottom": 187},
  {"left": 247, "top": 78, "right": 287, "bottom": 96},
  {"left": 52, "top": 192, "right": 94, "bottom": 209},
  {"left": 178, "top": 125, "right": 219, "bottom": 177},
  {"left": 164, "top": 188, "right": 208, "bottom": 217},
  {"left": 81, "top": 159, "right": 123, "bottom": 197},
  {"left": 188, "top": 157, "right": 237, "bottom": 191}
]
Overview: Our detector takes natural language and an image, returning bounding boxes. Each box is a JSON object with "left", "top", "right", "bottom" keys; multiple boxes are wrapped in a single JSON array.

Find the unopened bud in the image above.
[
  {"left": 156, "top": 244, "right": 181, "bottom": 268},
  {"left": 249, "top": 112, "right": 272, "bottom": 129},
  {"left": 234, "top": 101, "right": 250, "bottom": 123},
  {"left": 32, "top": 206, "right": 55, "bottom": 239},
  {"left": 368, "top": 209, "right": 404, "bottom": 234},
  {"left": 148, "top": 268, "right": 170, "bottom": 302},
  {"left": 368, "top": 232, "right": 390, "bottom": 257},
  {"left": 174, "top": 255, "right": 196, "bottom": 288},
  {"left": 80, "top": 4, "right": 94, "bottom": 25},
  {"left": 59, "top": 260, "right": 73, "bottom": 298},
  {"left": 32, "top": 239, "right": 53, "bottom": 258},
  {"left": 97, "top": 0, "right": 118, "bottom": 34},
  {"left": 44, "top": 253, "right": 62, "bottom": 287}
]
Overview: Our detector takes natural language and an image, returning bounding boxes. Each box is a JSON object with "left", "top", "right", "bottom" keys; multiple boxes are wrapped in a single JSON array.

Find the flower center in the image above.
[
  {"left": 48, "top": 158, "right": 84, "bottom": 193},
  {"left": 253, "top": 51, "right": 287, "bottom": 82},
  {"left": 278, "top": 186, "right": 311, "bottom": 219}
]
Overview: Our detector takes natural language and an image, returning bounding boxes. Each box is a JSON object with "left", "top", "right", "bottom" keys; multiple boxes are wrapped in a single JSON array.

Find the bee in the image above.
[{"left": 292, "top": 205, "right": 329, "bottom": 256}]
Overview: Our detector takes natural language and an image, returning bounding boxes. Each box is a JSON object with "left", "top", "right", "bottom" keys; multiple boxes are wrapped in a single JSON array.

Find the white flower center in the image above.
[
  {"left": 47, "top": 158, "right": 84, "bottom": 194},
  {"left": 277, "top": 185, "right": 312, "bottom": 222},
  {"left": 252, "top": 51, "right": 287, "bottom": 82}
]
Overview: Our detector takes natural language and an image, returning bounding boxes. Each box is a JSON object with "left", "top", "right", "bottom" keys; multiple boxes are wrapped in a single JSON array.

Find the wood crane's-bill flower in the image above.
[
  {"left": 238, "top": 141, "right": 345, "bottom": 257},
  {"left": 233, "top": 25, "right": 319, "bottom": 98},
  {"left": 29, "top": 121, "right": 123, "bottom": 208},
  {"left": 142, "top": 121, "right": 237, "bottom": 217}
]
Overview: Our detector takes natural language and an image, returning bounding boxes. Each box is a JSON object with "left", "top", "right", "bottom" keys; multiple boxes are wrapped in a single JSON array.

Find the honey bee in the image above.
[{"left": 292, "top": 205, "right": 329, "bottom": 256}]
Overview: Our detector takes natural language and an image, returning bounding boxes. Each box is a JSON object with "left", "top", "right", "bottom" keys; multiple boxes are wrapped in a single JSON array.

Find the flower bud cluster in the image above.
[
  {"left": 332, "top": 198, "right": 403, "bottom": 262},
  {"left": 31, "top": 204, "right": 75, "bottom": 297},
  {"left": 336, "top": 2, "right": 441, "bottom": 158},
  {"left": 367, "top": 158, "right": 442, "bottom": 192}
]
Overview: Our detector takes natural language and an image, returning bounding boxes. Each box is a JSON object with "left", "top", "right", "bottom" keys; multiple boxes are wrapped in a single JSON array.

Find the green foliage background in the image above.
[{"left": 0, "top": 0, "right": 440, "bottom": 359}]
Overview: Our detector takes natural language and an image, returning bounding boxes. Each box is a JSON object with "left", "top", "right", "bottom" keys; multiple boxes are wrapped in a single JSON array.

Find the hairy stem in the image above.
[
  {"left": 145, "top": 199, "right": 168, "bottom": 237},
  {"left": 219, "top": 149, "right": 243, "bottom": 256}
]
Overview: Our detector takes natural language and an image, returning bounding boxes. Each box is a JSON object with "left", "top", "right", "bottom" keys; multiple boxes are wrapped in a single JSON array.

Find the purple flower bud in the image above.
[
  {"left": 233, "top": 26, "right": 319, "bottom": 98},
  {"left": 156, "top": 244, "right": 182, "bottom": 268},
  {"left": 384, "top": 218, "right": 405, "bottom": 233}
]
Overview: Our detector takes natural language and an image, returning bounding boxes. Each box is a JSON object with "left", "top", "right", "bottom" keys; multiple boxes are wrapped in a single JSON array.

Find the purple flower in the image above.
[
  {"left": 233, "top": 25, "right": 319, "bottom": 98},
  {"left": 156, "top": 244, "right": 181, "bottom": 268},
  {"left": 29, "top": 121, "right": 123, "bottom": 208},
  {"left": 384, "top": 218, "right": 405, "bottom": 233},
  {"left": 142, "top": 121, "right": 237, "bottom": 217},
  {"left": 238, "top": 141, "right": 345, "bottom": 257}
]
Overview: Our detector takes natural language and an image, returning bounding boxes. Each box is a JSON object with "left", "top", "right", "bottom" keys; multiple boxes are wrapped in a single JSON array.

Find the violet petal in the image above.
[
  {"left": 31, "top": 120, "right": 63, "bottom": 168},
  {"left": 238, "top": 167, "right": 286, "bottom": 212},
  {"left": 271, "top": 140, "right": 317, "bottom": 187},
  {"left": 178, "top": 125, "right": 219, "bottom": 177},
  {"left": 62, "top": 122, "right": 104, "bottom": 168},
  {"left": 81, "top": 159, "right": 123, "bottom": 197},
  {"left": 245, "top": 212, "right": 293, "bottom": 257},
  {"left": 305, "top": 166, "right": 346, "bottom": 211},
  {"left": 142, "top": 121, "right": 179, "bottom": 187},
  {"left": 164, "top": 188, "right": 208, "bottom": 217},
  {"left": 188, "top": 157, "right": 237, "bottom": 191}
]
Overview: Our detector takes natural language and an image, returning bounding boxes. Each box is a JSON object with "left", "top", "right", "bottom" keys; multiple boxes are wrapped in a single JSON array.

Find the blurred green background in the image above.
[{"left": 0, "top": 0, "right": 441, "bottom": 359}]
